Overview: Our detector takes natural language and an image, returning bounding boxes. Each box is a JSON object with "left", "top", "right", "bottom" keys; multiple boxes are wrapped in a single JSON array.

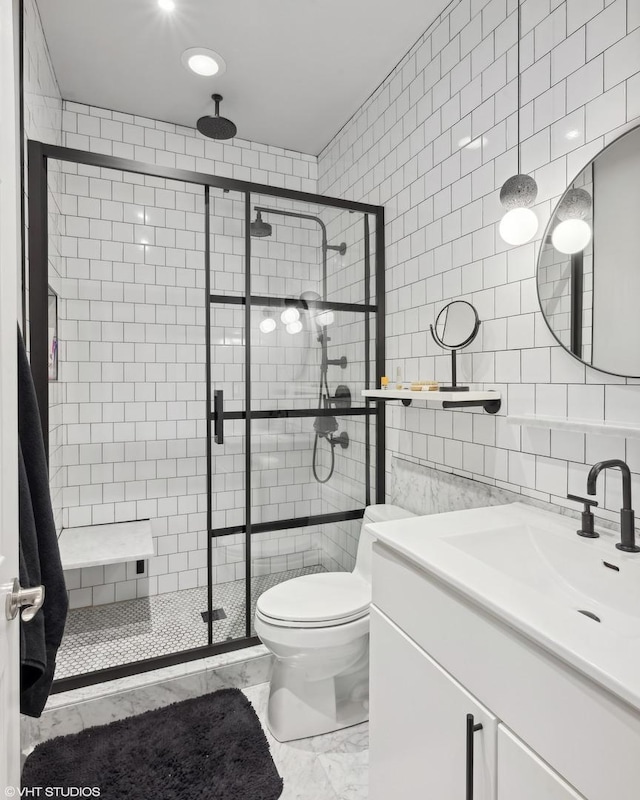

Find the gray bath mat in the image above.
[{"left": 22, "top": 688, "right": 283, "bottom": 799}]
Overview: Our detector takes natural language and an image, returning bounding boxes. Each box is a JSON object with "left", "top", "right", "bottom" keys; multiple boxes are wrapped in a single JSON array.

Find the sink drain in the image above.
[{"left": 577, "top": 609, "right": 601, "bottom": 623}]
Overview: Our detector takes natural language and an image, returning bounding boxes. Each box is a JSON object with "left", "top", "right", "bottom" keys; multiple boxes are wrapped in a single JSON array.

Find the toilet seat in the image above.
[{"left": 256, "top": 572, "right": 370, "bottom": 629}]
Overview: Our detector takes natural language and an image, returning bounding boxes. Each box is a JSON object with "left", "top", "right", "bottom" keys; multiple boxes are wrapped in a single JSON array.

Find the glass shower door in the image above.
[
  {"left": 245, "top": 196, "right": 379, "bottom": 631},
  {"left": 207, "top": 187, "right": 250, "bottom": 644}
]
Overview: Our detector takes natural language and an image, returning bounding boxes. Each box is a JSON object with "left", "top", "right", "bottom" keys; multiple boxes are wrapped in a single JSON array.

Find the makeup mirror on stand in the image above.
[{"left": 430, "top": 301, "right": 480, "bottom": 391}]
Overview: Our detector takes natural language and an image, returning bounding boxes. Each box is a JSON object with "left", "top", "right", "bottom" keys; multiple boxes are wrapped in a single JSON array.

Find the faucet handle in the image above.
[
  {"left": 567, "top": 494, "right": 599, "bottom": 538},
  {"left": 567, "top": 493, "right": 598, "bottom": 508}
]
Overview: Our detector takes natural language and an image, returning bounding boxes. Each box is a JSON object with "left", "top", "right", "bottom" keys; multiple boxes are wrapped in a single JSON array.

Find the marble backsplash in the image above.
[
  {"left": 387, "top": 457, "right": 617, "bottom": 534},
  {"left": 389, "top": 458, "right": 520, "bottom": 517}
]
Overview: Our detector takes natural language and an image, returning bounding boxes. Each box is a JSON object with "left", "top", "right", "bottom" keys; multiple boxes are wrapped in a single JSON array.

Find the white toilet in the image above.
[{"left": 255, "top": 504, "right": 415, "bottom": 741}]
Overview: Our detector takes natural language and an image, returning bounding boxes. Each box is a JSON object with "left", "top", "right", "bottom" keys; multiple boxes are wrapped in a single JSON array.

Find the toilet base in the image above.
[{"left": 265, "top": 657, "right": 369, "bottom": 742}]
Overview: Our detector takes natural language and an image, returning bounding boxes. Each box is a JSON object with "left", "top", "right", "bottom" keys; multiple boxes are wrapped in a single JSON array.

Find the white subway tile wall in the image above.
[
  {"left": 53, "top": 94, "right": 380, "bottom": 604},
  {"left": 53, "top": 104, "right": 376, "bottom": 603},
  {"left": 55, "top": 169, "right": 334, "bottom": 606},
  {"left": 318, "top": 0, "right": 640, "bottom": 531},
  {"left": 62, "top": 103, "right": 317, "bottom": 193}
]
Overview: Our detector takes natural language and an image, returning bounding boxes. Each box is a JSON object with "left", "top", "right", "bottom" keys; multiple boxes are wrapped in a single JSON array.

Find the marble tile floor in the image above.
[
  {"left": 23, "top": 645, "right": 273, "bottom": 754},
  {"left": 244, "top": 682, "right": 369, "bottom": 800},
  {"left": 57, "top": 565, "right": 324, "bottom": 679},
  {"left": 24, "top": 677, "right": 368, "bottom": 798}
]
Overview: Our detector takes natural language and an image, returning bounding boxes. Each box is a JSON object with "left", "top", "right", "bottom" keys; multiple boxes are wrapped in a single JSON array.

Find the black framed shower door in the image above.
[{"left": 27, "top": 140, "right": 386, "bottom": 691}]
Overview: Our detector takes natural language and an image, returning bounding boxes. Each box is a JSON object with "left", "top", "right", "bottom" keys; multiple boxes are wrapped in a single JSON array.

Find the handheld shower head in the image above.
[{"left": 314, "top": 415, "right": 339, "bottom": 438}]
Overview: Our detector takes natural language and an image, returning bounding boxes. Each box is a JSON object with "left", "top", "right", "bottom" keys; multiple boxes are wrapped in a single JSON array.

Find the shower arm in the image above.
[
  {"left": 253, "top": 206, "right": 346, "bottom": 301},
  {"left": 254, "top": 206, "right": 346, "bottom": 409},
  {"left": 254, "top": 206, "right": 332, "bottom": 409}
]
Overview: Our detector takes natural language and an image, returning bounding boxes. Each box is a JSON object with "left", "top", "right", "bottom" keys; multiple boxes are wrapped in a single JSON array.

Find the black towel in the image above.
[{"left": 18, "top": 326, "right": 68, "bottom": 717}]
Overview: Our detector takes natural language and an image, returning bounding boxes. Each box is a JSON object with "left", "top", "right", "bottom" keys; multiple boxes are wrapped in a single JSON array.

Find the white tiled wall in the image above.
[
  {"left": 318, "top": 0, "right": 640, "bottom": 531},
  {"left": 55, "top": 100, "right": 378, "bottom": 605},
  {"left": 56, "top": 170, "right": 333, "bottom": 604},
  {"left": 62, "top": 102, "right": 317, "bottom": 194}
]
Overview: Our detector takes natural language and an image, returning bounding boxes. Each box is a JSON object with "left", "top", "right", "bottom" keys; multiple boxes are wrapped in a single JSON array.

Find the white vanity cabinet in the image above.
[
  {"left": 370, "top": 607, "right": 496, "bottom": 800},
  {"left": 370, "top": 606, "right": 587, "bottom": 800},
  {"left": 367, "top": 538, "right": 634, "bottom": 799},
  {"left": 497, "top": 726, "right": 584, "bottom": 800},
  {"left": 367, "top": 504, "right": 640, "bottom": 800}
]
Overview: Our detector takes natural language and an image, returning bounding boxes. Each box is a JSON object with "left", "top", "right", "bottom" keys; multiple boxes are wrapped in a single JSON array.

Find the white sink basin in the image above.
[
  {"left": 446, "top": 523, "right": 640, "bottom": 638},
  {"left": 370, "top": 501, "right": 640, "bottom": 709}
]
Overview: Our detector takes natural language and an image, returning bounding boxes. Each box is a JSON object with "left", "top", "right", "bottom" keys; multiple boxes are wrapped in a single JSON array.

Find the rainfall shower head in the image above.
[
  {"left": 250, "top": 210, "right": 273, "bottom": 238},
  {"left": 197, "top": 94, "right": 237, "bottom": 140}
]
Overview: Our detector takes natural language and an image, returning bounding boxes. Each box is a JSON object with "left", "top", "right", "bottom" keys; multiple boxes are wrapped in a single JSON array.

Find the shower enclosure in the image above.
[{"left": 28, "top": 141, "right": 385, "bottom": 690}]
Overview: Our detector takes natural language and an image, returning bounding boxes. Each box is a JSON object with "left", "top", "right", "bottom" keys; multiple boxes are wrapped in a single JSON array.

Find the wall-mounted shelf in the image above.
[
  {"left": 506, "top": 413, "right": 640, "bottom": 440},
  {"left": 362, "top": 389, "right": 501, "bottom": 414}
]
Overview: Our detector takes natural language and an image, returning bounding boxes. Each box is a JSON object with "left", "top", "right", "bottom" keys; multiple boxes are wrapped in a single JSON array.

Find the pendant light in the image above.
[
  {"left": 551, "top": 188, "right": 592, "bottom": 254},
  {"left": 499, "top": 0, "right": 539, "bottom": 246}
]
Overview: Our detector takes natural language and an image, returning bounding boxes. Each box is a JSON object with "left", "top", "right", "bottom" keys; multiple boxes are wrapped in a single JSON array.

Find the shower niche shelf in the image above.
[
  {"left": 58, "top": 519, "right": 154, "bottom": 570},
  {"left": 362, "top": 389, "right": 501, "bottom": 414}
]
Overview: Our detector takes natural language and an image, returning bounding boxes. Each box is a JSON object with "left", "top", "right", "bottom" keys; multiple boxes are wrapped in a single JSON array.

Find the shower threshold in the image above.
[{"left": 56, "top": 565, "right": 324, "bottom": 680}]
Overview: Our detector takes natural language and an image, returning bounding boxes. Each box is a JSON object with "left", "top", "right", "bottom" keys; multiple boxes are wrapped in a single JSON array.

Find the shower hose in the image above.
[{"left": 312, "top": 364, "right": 336, "bottom": 484}]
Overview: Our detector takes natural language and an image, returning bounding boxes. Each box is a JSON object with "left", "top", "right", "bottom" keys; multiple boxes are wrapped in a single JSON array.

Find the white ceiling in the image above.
[{"left": 36, "top": 0, "right": 445, "bottom": 155}]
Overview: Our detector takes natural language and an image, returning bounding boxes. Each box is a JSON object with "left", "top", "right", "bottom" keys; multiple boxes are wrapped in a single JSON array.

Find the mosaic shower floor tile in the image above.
[{"left": 56, "top": 565, "right": 324, "bottom": 679}]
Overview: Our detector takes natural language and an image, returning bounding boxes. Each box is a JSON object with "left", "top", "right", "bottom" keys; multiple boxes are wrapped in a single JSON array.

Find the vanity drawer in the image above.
[{"left": 372, "top": 541, "right": 640, "bottom": 800}]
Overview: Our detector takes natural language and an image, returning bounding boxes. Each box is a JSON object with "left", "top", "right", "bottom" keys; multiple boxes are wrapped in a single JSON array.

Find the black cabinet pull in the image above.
[
  {"left": 466, "top": 713, "right": 483, "bottom": 800},
  {"left": 214, "top": 390, "right": 224, "bottom": 444}
]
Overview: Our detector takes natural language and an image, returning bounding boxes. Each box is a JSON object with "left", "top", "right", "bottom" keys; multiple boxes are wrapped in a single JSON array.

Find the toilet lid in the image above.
[{"left": 257, "top": 572, "right": 371, "bottom": 625}]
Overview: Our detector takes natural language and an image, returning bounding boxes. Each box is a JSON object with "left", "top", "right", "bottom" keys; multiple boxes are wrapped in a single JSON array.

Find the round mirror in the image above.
[
  {"left": 537, "top": 123, "right": 640, "bottom": 378},
  {"left": 432, "top": 300, "right": 480, "bottom": 350}
]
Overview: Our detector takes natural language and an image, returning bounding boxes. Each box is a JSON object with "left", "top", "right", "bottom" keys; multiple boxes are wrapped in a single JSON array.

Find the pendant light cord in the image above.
[{"left": 516, "top": 0, "right": 521, "bottom": 175}]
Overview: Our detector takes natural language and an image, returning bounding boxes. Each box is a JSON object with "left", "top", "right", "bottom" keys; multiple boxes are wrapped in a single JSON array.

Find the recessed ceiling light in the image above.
[
  {"left": 158, "top": 0, "right": 175, "bottom": 11},
  {"left": 181, "top": 47, "right": 227, "bottom": 77}
]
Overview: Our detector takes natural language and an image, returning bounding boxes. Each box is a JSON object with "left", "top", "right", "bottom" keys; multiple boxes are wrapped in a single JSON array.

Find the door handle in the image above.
[
  {"left": 466, "top": 713, "right": 483, "bottom": 800},
  {"left": 5, "top": 578, "right": 45, "bottom": 622},
  {"left": 214, "top": 389, "right": 224, "bottom": 445}
]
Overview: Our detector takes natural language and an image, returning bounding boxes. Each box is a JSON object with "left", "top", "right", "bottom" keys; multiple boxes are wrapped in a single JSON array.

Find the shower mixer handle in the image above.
[{"left": 327, "top": 356, "right": 347, "bottom": 369}]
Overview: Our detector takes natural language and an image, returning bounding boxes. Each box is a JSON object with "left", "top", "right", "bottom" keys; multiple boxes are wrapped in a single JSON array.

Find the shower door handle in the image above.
[{"left": 214, "top": 389, "right": 224, "bottom": 445}]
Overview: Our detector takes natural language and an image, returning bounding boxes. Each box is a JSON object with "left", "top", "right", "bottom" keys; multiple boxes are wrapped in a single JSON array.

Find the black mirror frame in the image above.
[{"left": 430, "top": 300, "right": 481, "bottom": 351}]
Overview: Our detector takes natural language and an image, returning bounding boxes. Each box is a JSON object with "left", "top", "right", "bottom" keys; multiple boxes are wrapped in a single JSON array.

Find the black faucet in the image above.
[{"left": 586, "top": 459, "right": 640, "bottom": 553}]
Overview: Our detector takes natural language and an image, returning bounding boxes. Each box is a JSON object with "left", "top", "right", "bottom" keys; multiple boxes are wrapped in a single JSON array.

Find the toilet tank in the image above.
[{"left": 353, "top": 504, "right": 416, "bottom": 583}]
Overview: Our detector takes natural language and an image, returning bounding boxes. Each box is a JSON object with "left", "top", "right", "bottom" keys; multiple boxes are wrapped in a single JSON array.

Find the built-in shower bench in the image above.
[{"left": 58, "top": 519, "right": 154, "bottom": 571}]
